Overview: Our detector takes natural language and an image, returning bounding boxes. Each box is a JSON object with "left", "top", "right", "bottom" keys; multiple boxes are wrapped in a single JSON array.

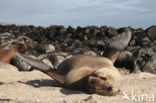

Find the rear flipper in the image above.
[
  {"left": 16, "top": 53, "right": 65, "bottom": 84},
  {"left": 16, "top": 53, "right": 51, "bottom": 72},
  {"left": 104, "top": 28, "right": 132, "bottom": 63}
]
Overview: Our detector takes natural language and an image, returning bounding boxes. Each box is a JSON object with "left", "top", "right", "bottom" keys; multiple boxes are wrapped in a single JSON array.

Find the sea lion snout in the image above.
[{"left": 87, "top": 68, "right": 121, "bottom": 96}]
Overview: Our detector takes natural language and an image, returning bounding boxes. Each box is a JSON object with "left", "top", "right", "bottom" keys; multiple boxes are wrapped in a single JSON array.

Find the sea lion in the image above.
[
  {"left": 0, "top": 43, "right": 26, "bottom": 64},
  {"left": 16, "top": 28, "right": 132, "bottom": 96}
]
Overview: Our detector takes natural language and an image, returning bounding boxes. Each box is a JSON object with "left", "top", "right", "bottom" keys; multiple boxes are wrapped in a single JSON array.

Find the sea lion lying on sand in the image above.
[{"left": 16, "top": 28, "right": 132, "bottom": 96}]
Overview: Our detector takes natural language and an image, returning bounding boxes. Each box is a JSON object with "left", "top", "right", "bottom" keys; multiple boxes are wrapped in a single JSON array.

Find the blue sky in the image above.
[{"left": 0, "top": 0, "right": 156, "bottom": 29}]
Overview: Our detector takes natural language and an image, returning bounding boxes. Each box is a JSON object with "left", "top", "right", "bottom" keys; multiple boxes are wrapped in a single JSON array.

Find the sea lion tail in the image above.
[{"left": 16, "top": 53, "right": 52, "bottom": 72}]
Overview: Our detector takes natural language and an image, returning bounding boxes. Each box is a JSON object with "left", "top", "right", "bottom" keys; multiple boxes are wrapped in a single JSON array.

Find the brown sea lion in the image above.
[
  {"left": 0, "top": 43, "right": 26, "bottom": 64},
  {"left": 16, "top": 28, "right": 132, "bottom": 96}
]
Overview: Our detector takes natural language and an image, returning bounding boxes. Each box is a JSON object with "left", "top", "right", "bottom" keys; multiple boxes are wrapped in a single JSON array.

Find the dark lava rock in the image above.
[
  {"left": 134, "top": 41, "right": 156, "bottom": 74},
  {"left": 146, "top": 26, "right": 156, "bottom": 41},
  {"left": 115, "top": 51, "right": 134, "bottom": 72},
  {"left": 67, "top": 26, "right": 76, "bottom": 34},
  {"left": 96, "top": 26, "right": 107, "bottom": 38},
  {"left": 0, "top": 33, "right": 16, "bottom": 46},
  {"left": 11, "top": 54, "right": 38, "bottom": 71},
  {"left": 46, "top": 25, "right": 66, "bottom": 41},
  {"left": 48, "top": 52, "right": 71, "bottom": 69},
  {"left": 132, "top": 28, "right": 151, "bottom": 47},
  {"left": 0, "top": 33, "right": 33, "bottom": 46},
  {"left": 11, "top": 57, "right": 33, "bottom": 71},
  {"left": 134, "top": 28, "right": 146, "bottom": 37},
  {"left": 87, "top": 26, "right": 99, "bottom": 36},
  {"left": 0, "top": 24, "right": 156, "bottom": 74},
  {"left": 106, "top": 27, "right": 117, "bottom": 38}
]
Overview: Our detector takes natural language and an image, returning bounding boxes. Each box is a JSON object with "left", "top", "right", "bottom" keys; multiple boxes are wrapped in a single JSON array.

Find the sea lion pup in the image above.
[
  {"left": 16, "top": 28, "right": 132, "bottom": 96},
  {"left": 0, "top": 43, "right": 26, "bottom": 64}
]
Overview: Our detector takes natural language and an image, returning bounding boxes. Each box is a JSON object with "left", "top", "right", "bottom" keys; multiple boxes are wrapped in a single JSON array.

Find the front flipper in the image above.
[
  {"left": 47, "top": 69, "right": 65, "bottom": 84},
  {"left": 65, "top": 66, "right": 92, "bottom": 84}
]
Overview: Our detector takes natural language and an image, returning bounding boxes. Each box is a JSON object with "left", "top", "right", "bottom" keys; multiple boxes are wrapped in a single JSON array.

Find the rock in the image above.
[
  {"left": 17, "top": 36, "right": 33, "bottom": 43},
  {"left": 0, "top": 33, "right": 15, "bottom": 46},
  {"left": 96, "top": 26, "right": 107, "bottom": 38},
  {"left": 76, "top": 26, "right": 84, "bottom": 33},
  {"left": 11, "top": 55, "right": 39, "bottom": 71},
  {"left": 46, "top": 26, "right": 57, "bottom": 40},
  {"left": 88, "top": 26, "right": 99, "bottom": 36},
  {"left": 106, "top": 27, "right": 117, "bottom": 38},
  {"left": 126, "top": 46, "right": 141, "bottom": 54},
  {"left": 84, "top": 50, "right": 97, "bottom": 56},
  {"left": 134, "top": 41, "right": 156, "bottom": 74},
  {"left": 115, "top": 51, "right": 134, "bottom": 71},
  {"left": 67, "top": 26, "right": 76, "bottom": 34},
  {"left": 44, "top": 44, "right": 55, "bottom": 53},
  {"left": 84, "top": 28, "right": 90, "bottom": 35},
  {"left": 48, "top": 52, "right": 72, "bottom": 69},
  {"left": 134, "top": 28, "right": 146, "bottom": 37},
  {"left": 72, "top": 48, "right": 85, "bottom": 54},
  {"left": 146, "top": 26, "right": 156, "bottom": 41},
  {"left": 100, "top": 26, "right": 107, "bottom": 34},
  {"left": 129, "top": 39, "right": 136, "bottom": 46},
  {"left": 31, "top": 44, "right": 55, "bottom": 54},
  {"left": 140, "top": 37, "right": 151, "bottom": 46},
  {"left": 41, "top": 58, "right": 54, "bottom": 68},
  {"left": 71, "top": 39, "right": 83, "bottom": 49},
  {"left": 11, "top": 57, "right": 32, "bottom": 71},
  {"left": 135, "top": 37, "right": 151, "bottom": 47},
  {"left": 0, "top": 33, "right": 34, "bottom": 47},
  {"left": 0, "top": 24, "right": 156, "bottom": 74},
  {"left": 142, "top": 61, "right": 156, "bottom": 73},
  {"left": 118, "top": 27, "right": 133, "bottom": 34},
  {"left": 117, "top": 51, "right": 133, "bottom": 61}
]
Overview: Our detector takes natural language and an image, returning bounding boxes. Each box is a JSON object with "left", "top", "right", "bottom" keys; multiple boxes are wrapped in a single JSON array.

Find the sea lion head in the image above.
[{"left": 87, "top": 67, "right": 121, "bottom": 96}]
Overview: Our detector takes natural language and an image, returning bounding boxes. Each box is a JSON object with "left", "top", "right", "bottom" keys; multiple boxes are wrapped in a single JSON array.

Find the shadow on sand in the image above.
[
  {"left": 0, "top": 82, "right": 4, "bottom": 85},
  {"left": 18, "top": 79, "right": 61, "bottom": 88},
  {"left": 18, "top": 79, "right": 85, "bottom": 95}
]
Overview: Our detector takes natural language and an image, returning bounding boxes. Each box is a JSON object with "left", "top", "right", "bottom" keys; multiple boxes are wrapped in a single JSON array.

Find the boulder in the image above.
[
  {"left": 134, "top": 41, "right": 156, "bottom": 74},
  {"left": 106, "top": 27, "right": 117, "bottom": 38},
  {"left": 146, "top": 26, "right": 156, "bottom": 41}
]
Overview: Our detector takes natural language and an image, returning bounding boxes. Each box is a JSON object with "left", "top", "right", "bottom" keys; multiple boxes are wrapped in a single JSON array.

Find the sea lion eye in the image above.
[{"left": 100, "top": 77, "right": 107, "bottom": 80}]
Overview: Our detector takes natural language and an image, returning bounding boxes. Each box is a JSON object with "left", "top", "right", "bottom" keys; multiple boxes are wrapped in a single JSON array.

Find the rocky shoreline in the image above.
[{"left": 0, "top": 24, "right": 156, "bottom": 74}]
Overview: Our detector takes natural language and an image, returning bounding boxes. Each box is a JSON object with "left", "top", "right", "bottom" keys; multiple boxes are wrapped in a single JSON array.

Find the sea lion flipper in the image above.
[
  {"left": 16, "top": 53, "right": 52, "bottom": 72},
  {"left": 16, "top": 53, "right": 65, "bottom": 84},
  {"left": 109, "top": 28, "right": 132, "bottom": 50},
  {"left": 47, "top": 70, "right": 65, "bottom": 84},
  {"left": 104, "top": 28, "right": 132, "bottom": 63}
]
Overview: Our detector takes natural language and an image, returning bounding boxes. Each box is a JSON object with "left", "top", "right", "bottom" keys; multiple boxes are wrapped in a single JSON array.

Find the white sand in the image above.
[{"left": 0, "top": 64, "right": 156, "bottom": 103}]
